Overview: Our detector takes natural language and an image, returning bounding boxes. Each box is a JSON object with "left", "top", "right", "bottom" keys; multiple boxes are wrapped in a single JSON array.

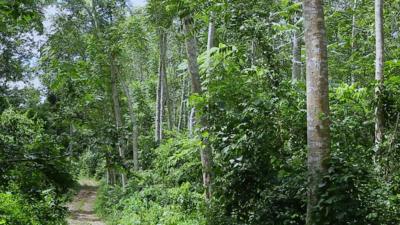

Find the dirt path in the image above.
[{"left": 67, "top": 179, "right": 105, "bottom": 225}]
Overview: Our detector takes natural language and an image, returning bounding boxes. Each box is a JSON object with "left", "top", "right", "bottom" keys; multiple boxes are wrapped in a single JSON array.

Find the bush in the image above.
[
  {"left": 0, "top": 109, "right": 73, "bottom": 224},
  {"left": 0, "top": 191, "right": 67, "bottom": 225},
  {"left": 95, "top": 134, "right": 206, "bottom": 225}
]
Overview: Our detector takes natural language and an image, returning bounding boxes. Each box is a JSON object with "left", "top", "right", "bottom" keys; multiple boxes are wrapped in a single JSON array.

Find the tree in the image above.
[
  {"left": 122, "top": 80, "right": 139, "bottom": 170},
  {"left": 207, "top": 11, "right": 216, "bottom": 74},
  {"left": 155, "top": 29, "right": 167, "bottom": 144},
  {"left": 351, "top": 0, "right": 358, "bottom": 84},
  {"left": 110, "top": 51, "right": 127, "bottom": 188},
  {"left": 374, "top": 0, "right": 384, "bottom": 148},
  {"left": 291, "top": 17, "right": 302, "bottom": 82},
  {"left": 303, "top": 0, "right": 331, "bottom": 223},
  {"left": 182, "top": 15, "right": 213, "bottom": 201}
]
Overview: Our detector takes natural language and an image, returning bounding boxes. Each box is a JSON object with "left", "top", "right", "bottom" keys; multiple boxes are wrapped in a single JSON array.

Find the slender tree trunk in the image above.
[
  {"left": 155, "top": 29, "right": 166, "bottom": 144},
  {"left": 250, "top": 39, "right": 257, "bottom": 66},
  {"left": 106, "top": 164, "right": 116, "bottom": 185},
  {"left": 122, "top": 81, "right": 139, "bottom": 171},
  {"left": 188, "top": 107, "right": 195, "bottom": 137},
  {"left": 155, "top": 68, "right": 163, "bottom": 143},
  {"left": 178, "top": 76, "right": 187, "bottom": 131},
  {"left": 207, "top": 12, "right": 215, "bottom": 72},
  {"left": 303, "top": 0, "right": 331, "bottom": 224},
  {"left": 183, "top": 16, "right": 213, "bottom": 201},
  {"left": 110, "top": 52, "right": 127, "bottom": 189},
  {"left": 68, "top": 123, "right": 74, "bottom": 155},
  {"left": 351, "top": 0, "right": 357, "bottom": 84},
  {"left": 162, "top": 43, "right": 174, "bottom": 130},
  {"left": 375, "top": 0, "right": 384, "bottom": 147},
  {"left": 291, "top": 30, "right": 302, "bottom": 82}
]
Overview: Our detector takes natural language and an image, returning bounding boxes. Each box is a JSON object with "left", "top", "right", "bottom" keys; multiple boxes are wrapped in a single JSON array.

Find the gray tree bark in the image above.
[
  {"left": 303, "top": 0, "right": 331, "bottom": 224},
  {"left": 162, "top": 39, "right": 174, "bottom": 131},
  {"left": 291, "top": 30, "right": 302, "bottom": 82},
  {"left": 183, "top": 15, "right": 213, "bottom": 201},
  {"left": 351, "top": 0, "right": 358, "bottom": 84},
  {"left": 68, "top": 123, "right": 74, "bottom": 155},
  {"left": 375, "top": 0, "right": 384, "bottom": 147},
  {"left": 121, "top": 81, "right": 139, "bottom": 171},
  {"left": 155, "top": 29, "right": 167, "bottom": 144},
  {"left": 207, "top": 12, "right": 216, "bottom": 72},
  {"left": 178, "top": 76, "right": 188, "bottom": 131},
  {"left": 110, "top": 52, "right": 127, "bottom": 189},
  {"left": 250, "top": 39, "right": 257, "bottom": 66}
]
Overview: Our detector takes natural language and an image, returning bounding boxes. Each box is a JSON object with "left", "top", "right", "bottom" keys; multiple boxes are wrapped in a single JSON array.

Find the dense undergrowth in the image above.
[
  {"left": 0, "top": 109, "right": 75, "bottom": 225},
  {"left": 95, "top": 135, "right": 207, "bottom": 225},
  {"left": 2, "top": 1, "right": 400, "bottom": 224},
  {"left": 93, "top": 79, "right": 400, "bottom": 225}
]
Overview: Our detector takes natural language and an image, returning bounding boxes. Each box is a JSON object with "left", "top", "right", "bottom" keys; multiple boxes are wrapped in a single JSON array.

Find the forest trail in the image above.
[{"left": 67, "top": 179, "right": 105, "bottom": 225}]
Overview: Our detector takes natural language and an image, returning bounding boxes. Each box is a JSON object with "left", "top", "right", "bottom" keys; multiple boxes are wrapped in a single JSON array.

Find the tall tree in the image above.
[
  {"left": 350, "top": 0, "right": 358, "bottom": 84},
  {"left": 110, "top": 52, "right": 127, "bottom": 189},
  {"left": 183, "top": 15, "right": 213, "bottom": 200},
  {"left": 207, "top": 12, "right": 216, "bottom": 73},
  {"left": 292, "top": 20, "right": 302, "bottom": 82},
  {"left": 155, "top": 29, "right": 167, "bottom": 144},
  {"left": 122, "top": 81, "right": 139, "bottom": 170},
  {"left": 303, "top": 0, "right": 331, "bottom": 224},
  {"left": 374, "top": 0, "right": 384, "bottom": 148}
]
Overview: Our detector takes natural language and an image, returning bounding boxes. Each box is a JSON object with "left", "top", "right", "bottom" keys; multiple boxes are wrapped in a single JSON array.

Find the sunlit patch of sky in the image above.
[{"left": 128, "top": 0, "right": 147, "bottom": 7}]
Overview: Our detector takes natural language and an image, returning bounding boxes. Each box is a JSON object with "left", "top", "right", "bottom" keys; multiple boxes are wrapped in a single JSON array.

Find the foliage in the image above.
[
  {"left": 96, "top": 135, "right": 206, "bottom": 225},
  {"left": 2, "top": 0, "right": 400, "bottom": 224},
  {"left": 0, "top": 109, "right": 72, "bottom": 224}
]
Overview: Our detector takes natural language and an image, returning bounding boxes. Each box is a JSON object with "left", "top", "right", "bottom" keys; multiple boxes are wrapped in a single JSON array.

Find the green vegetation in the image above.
[
  {"left": 95, "top": 135, "right": 206, "bottom": 225},
  {"left": 1, "top": 0, "right": 400, "bottom": 225}
]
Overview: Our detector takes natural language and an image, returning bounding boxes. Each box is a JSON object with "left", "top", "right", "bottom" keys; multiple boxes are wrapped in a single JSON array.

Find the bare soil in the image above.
[{"left": 67, "top": 179, "right": 105, "bottom": 225}]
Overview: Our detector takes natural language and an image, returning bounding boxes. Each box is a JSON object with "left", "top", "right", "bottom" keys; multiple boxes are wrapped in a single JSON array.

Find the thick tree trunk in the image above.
[
  {"left": 303, "top": 0, "right": 331, "bottom": 224},
  {"left": 183, "top": 18, "right": 202, "bottom": 94},
  {"left": 121, "top": 81, "right": 139, "bottom": 171},
  {"left": 375, "top": 0, "right": 384, "bottom": 147},
  {"left": 110, "top": 52, "right": 127, "bottom": 189},
  {"left": 183, "top": 15, "right": 213, "bottom": 201}
]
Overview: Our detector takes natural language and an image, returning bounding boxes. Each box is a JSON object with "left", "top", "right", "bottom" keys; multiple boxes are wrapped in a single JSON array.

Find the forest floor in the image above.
[{"left": 67, "top": 179, "right": 105, "bottom": 225}]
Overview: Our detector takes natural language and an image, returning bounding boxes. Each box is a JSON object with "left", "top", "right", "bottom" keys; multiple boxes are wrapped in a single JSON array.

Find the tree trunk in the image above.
[
  {"left": 178, "top": 76, "right": 187, "bottom": 131},
  {"left": 183, "top": 15, "right": 213, "bottom": 201},
  {"left": 106, "top": 165, "right": 116, "bottom": 185},
  {"left": 291, "top": 29, "right": 302, "bottom": 82},
  {"left": 121, "top": 81, "right": 139, "bottom": 171},
  {"left": 351, "top": 0, "right": 357, "bottom": 84},
  {"left": 207, "top": 12, "right": 216, "bottom": 73},
  {"left": 68, "top": 123, "right": 74, "bottom": 155},
  {"left": 375, "top": 0, "right": 384, "bottom": 147},
  {"left": 188, "top": 107, "right": 195, "bottom": 137},
  {"left": 155, "top": 29, "right": 167, "bottom": 144},
  {"left": 250, "top": 39, "right": 257, "bottom": 66},
  {"left": 162, "top": 38, "right": 174, "bottom": 130},
  {"left": 303, "top": 0, "right": 331, "bottom": 224},
  {"left": 110, "top": 52, "right": 127, "bottom": 189}
]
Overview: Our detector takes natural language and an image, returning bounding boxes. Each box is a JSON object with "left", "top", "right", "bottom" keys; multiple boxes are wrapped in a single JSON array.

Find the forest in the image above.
[{"left": 1, "top": 0, "right": 400, "bottom": 224}]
